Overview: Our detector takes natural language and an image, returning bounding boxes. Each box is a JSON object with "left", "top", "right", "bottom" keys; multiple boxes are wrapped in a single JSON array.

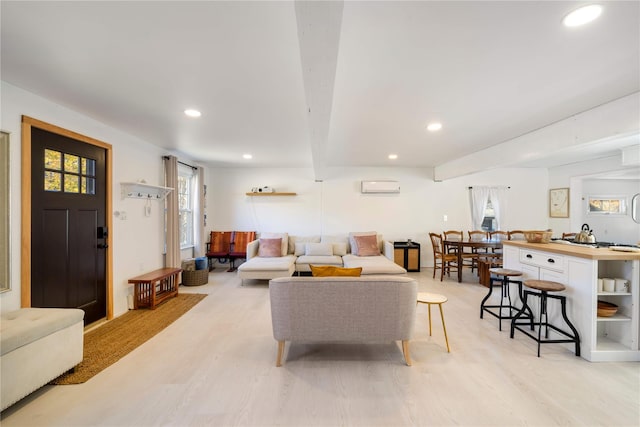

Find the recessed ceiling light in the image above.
[
  {"left": 242, "top": 154, "right": 252, "bottom": 159},
  {"left": 427, "top": 122, "right": 442, "bottom": 132},
  {"left": 184, "top": 109, "right": 201, "bottom": 118},
  {"left": 563, "top": 4, "right": 602, "bottom": 27},
  {"left": 388, "top": 154, "right": 398, "bottom": 160}
]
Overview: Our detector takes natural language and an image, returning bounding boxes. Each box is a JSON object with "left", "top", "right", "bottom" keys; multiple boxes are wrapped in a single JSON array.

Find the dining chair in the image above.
[
  {"left": 489, "top": 231, "right": 508, "bottom": 254},
  {"left": 429, "top": 233, "right": 458, "bottom": 281},
  {"left": 444, "top": 230, "right": 476, "bottom": 269},
  {"left": 508, "top": 230, "right": 526, "bottom": 241},
  {"left": 443, "top": 230, "right": 463, "bottom": 254},
  {"left": 468, "top": 230, "right": 489, "bottom": 271}
]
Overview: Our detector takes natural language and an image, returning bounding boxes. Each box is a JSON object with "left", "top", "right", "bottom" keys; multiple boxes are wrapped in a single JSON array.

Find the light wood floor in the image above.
[{"left": 2, "top": 267, "right": 638, "bottom": 426}]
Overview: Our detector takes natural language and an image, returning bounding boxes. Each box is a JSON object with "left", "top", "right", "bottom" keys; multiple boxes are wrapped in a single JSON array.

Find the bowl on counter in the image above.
[
  {"left": 597, "top": 300, "right": 618, "bottom": 317},
  {"left": 524, "top": 230, "right": 553, "bottom": 244}
]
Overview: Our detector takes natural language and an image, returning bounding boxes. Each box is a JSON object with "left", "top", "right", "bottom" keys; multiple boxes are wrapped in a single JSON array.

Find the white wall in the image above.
[
  {"left": 580, "top": 179, "right": 640, "bottom": 244},
  {"left": 549, "top": 154, "right": 640, "bottom": 244},
  {"left": 0, "top": 82, "right": 177, "bottom": 316},
  {"left": 208, "top": 166, "right": 549, "bottom": 267}
]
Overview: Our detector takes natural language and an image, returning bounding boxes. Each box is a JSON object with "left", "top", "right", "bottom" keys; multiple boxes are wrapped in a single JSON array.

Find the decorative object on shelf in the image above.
[
  {"left": 597, "top": 300, "right": 618, "bottom": 317},
  {"left": 246, "top": 192, "right": 296, "bottom": 196},
  {"left": 549, "top": 188, "right": 569, "bottom": 218},
  {"left": 523, "top": 230, "right": 552, "bottom": 243},
  {"left": 121, "top": 181, "right": 173, "bottom": 200},
  {"left": 250, "top": 186, "right": 275, "bottom": 193}
]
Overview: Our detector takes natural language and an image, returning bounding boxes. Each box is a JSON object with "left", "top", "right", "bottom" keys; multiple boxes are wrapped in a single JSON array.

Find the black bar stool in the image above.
[
  {"left": 480, "top": 268, "right": 532, "bottom": 331},
  {"left": 510, "top": 280, "right": 581, "bottom": 357}
]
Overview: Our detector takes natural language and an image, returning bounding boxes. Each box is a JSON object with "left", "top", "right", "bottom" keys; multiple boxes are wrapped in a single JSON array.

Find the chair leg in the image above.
[
  {"left": 428, "top": 303, "right": 433, "bottom": 336},
  {"left": 402, "top": 340, "right": 412, "bottom": 366},
  {"left": 438, "top": 303, "right": 451, "bottom": 353},
  {"left": 276, "top": 341, "right": 285, "bottom": 367}
]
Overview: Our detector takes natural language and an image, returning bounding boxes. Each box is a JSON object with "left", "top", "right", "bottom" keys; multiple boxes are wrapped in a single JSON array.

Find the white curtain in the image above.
[
  {"left": 489, "top": 186, "right": 508, "bottom": 230},
  {"left": 194, "top": 166, "right": 206, "bottom": 258},
  {"left": 471, "top": 186, "right": 491, "bottom": 230},
  {"left": 164, "top": 155, "right": 180, "bottom": 268}
]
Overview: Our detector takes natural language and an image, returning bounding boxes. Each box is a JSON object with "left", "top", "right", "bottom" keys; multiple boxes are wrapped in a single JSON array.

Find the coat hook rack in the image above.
[{"left": 120, "top": 182, "right": 174, "bottom": 201}]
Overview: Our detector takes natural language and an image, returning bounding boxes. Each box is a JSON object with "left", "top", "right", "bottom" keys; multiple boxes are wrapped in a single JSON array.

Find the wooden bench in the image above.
[{"left": 128, "top": 268, "right": 181, "bottom": 309}]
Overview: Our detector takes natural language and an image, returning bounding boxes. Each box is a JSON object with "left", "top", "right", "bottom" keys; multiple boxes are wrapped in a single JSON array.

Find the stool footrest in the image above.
[
  {"left": 512, "top": 323, "right": 579, "bottom": 345},
  {"left": 510, "top": 288, "right": 580, "bottom": 357}
]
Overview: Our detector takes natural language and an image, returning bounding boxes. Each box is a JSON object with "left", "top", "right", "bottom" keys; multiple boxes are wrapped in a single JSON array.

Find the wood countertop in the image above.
[{"left": 503, "top": 240, "right": 640, "bottom": 260}]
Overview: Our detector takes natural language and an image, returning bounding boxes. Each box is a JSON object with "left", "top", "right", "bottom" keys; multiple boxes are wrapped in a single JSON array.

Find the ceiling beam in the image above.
[
  {"left": 295, "top": 0, "right": 344, "bottom": 181},
  {"left": 433, "top": 92, "right": 640, "bottom": 181}
]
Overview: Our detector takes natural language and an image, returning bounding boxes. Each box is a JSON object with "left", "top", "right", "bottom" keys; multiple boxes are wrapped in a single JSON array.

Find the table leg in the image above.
[{"left": 457, "top": 244, "right": 463, "bottom": 282}]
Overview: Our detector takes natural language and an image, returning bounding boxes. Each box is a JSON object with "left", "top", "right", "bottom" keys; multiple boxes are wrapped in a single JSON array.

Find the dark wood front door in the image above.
[{"left": 30, "top": 127, "right": 107, "bottom": 325}]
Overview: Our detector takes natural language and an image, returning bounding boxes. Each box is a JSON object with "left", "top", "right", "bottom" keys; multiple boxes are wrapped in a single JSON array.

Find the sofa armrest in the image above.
[
  {"left": 383, "top": 240, "right": 394, "bottom": 260},
  {"left": 246, "top": 239, "right": 259, "bottom": 261}
]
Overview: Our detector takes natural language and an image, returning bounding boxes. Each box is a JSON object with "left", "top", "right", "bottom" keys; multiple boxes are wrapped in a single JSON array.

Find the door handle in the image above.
[
  {"left": 547, "top": 258, "right": 555, "bottom": 263},
  {"left": 97, "top": 243, "right": 109, "bottom": 249},
  {"left": 526, "top": 254, "right": 533, "bottom": 259}
]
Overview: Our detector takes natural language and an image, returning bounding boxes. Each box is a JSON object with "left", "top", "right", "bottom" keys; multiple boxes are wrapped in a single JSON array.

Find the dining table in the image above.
[{"left": 442, "top": 238, "right": 503, "bottom": 282}]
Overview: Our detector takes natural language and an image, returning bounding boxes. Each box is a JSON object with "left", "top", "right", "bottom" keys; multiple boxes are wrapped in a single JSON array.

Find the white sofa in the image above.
[
  {"left": 1, "top": 308, "right": 84, "bottom": 410},
  {"left": 269, "top": 275, "right": 418, "bottom": 366},
  {"left": 237, "top": 232, "right": 406, "bottom": 282}
]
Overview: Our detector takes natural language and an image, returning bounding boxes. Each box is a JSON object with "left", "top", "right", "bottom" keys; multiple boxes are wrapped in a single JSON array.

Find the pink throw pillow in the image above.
[
  {"left": 353, "top": 234, "right": 380, "bottom": 256},
  {"left": 258, "top": 238, "right": 282, "bottom": 257}
]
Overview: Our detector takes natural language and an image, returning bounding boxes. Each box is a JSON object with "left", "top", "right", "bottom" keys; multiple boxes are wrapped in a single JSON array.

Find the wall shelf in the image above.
[
  {"left": 121, "top": 182, "right": 173, "bottom": 200},
  {"left": 245, "top": 192, "right": 296, "bottom": 196}
]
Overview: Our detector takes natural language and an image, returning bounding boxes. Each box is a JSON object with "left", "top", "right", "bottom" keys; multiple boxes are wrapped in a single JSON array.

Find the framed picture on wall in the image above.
[{"left": 549, "top": 188, "right": 569, "bottom": 218}]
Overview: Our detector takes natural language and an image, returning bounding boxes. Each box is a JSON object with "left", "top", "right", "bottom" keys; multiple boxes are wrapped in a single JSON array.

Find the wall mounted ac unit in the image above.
[{"left": 361, "top": 180, "right": 400, "bottom": 194}]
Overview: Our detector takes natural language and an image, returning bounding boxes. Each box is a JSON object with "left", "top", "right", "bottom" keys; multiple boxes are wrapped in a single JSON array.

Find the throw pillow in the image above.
[
  {"left": 261, "top": 232, "right": 288, "bottom": 256},
  {"left": 348, "top": 231, "right": 378, "bottom": 254},
  {"left": 310, "top": 265, "right": 363, "bottom": 277},
  {"left": 305, "top": 242, "right": 333, "bottom": 256},
  {"left": 258, "top": 238, "right": 282, "bottom": 257},
  {"left": 294, "top": 242, "right": 306, "bottom": 256},
  {"left": 331, "top": 242, "right": 348, "bottom": 256},
  {"left": 321, "top": 235, "right": 350, "bottom": 253},
  {"left": 288, "top": 235, "right": 320, "bottom": 254},
  {"left": 353, "top": 234, "right": 380, "bottom": 256}
]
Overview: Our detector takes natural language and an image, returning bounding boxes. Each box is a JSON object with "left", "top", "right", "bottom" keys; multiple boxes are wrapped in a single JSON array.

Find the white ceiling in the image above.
[{"left": 2, "top": 1, "right": 639, "bottom": 178}]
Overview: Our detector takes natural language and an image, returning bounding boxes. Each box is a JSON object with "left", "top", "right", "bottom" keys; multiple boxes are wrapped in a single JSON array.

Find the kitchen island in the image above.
[{"left": 503, "top": 240, "right": 639, "bottom": 362}]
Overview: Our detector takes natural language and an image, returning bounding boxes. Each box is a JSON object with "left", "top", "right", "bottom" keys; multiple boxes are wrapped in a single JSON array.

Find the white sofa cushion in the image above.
[
  {"left": 238, "top": 255, "right": 297, "bottom": 272},
  {"left": 331, "top": 242, "right": 348, "bottom": 256},
  {"left": 305, "top": 242, "right": 333, "bottom": 256},
  {"left": 289, "top": 235, "right": 320, "bottom": 255},
  {"left": 321, "top": 235, "right": 350, "bottom": 254},
  {"left": 296, "top": 255, "right": 343, "bottom": 266},
  {"left": 342, "top": 254, "right": 407, "bottom": 275}
]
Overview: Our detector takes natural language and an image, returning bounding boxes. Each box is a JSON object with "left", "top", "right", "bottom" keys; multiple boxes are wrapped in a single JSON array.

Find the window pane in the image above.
[
  {"left": 44, "top": 171, "right": 62, "bottom": 191},
  {"left": 44, "top": 149, "right": 61, "bottom": 170},
  {"left": 64, "top": 154, "right": 80, "bottom": 173},
  {"left": 83, "top": 158, "right": 96, "bottom": 176},
  {"left": 83, "top": 177, "right": 96, "bottom": 195},
  {"left": 179, "top": 193, "right": 189, "bottom": 210},
  {"left": 178, "top": 176, "right": 187, "bottom": 193},
  {"left": 64, "top": 174, "right": 80, "bottom": 193}
]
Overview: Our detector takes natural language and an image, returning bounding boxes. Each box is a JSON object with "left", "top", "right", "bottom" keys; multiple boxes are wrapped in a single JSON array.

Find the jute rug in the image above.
[{"left": 51, "top": 293, "right": 207, "bottom": 385}]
